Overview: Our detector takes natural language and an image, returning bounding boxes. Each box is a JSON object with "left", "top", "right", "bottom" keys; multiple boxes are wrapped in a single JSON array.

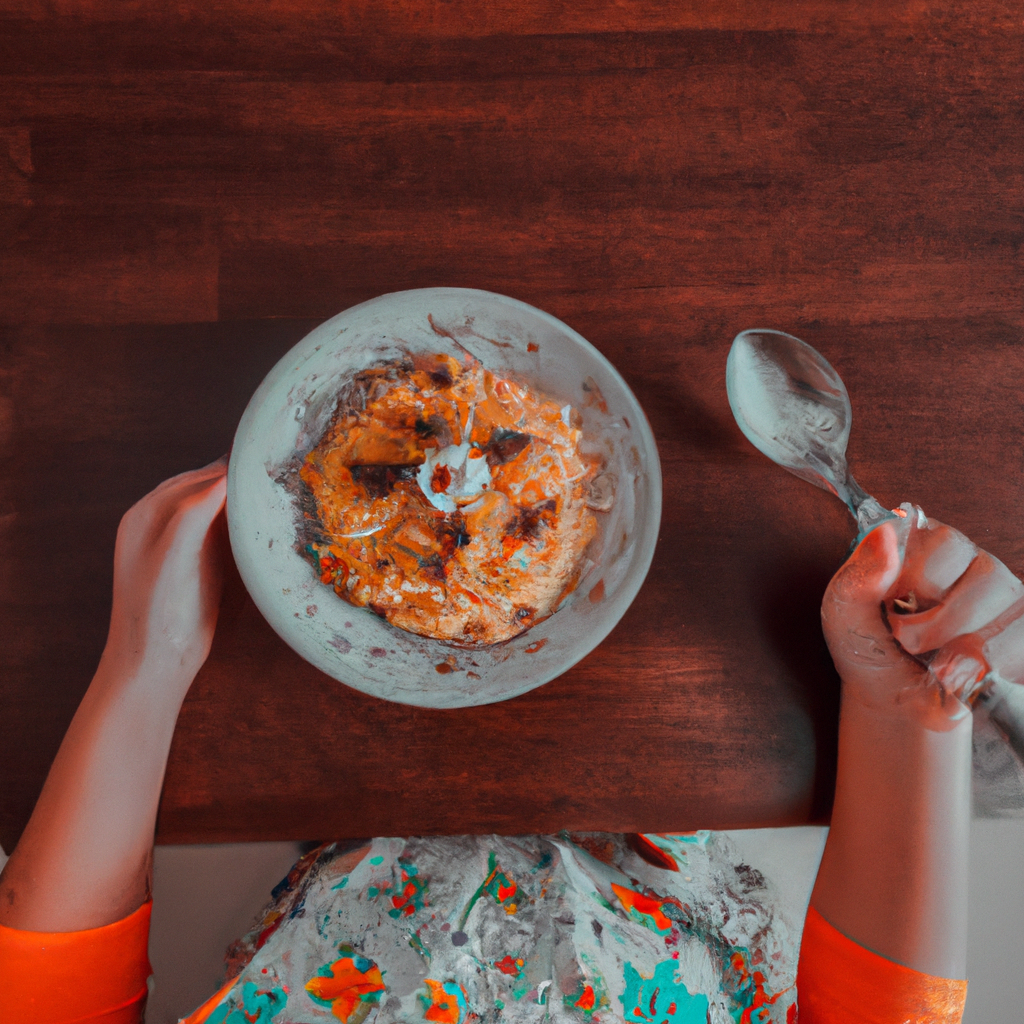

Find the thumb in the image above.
[{"left": 821, "top": 519, "right": 921, "bottom": 697}]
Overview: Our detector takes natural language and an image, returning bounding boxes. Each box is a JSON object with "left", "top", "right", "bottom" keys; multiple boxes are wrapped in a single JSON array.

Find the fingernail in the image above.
[
  {"left": 853, "top": 522, "right": 888, "bottom": 566},
  {"left": 901, "top": 502, "right": 927, "bottom": 528}
]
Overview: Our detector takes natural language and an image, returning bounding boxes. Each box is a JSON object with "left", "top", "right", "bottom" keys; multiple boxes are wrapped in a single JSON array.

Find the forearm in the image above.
[
  {"left": 810, "top": 694, "right": 972, "bottom": 979},
  {"left": 0, "top": 652, "right": 192, "bottom": 932}
]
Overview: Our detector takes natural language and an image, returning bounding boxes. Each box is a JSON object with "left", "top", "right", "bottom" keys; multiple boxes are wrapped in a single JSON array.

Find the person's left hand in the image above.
[{"left": 101, "top": 457, "right": 229, "bottom": 690}]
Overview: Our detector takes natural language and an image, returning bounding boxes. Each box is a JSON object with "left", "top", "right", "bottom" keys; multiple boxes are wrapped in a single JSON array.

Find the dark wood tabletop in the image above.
[{"left": 2, "top": 2, "right": 1022, "bottom": 850}]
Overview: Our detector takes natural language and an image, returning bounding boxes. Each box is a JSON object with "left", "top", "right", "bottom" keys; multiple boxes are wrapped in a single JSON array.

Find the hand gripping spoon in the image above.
[
  {"left": 725, "top": 328, "right": 895, "bottom": 540},
  {"left": 726, "top": 328, "right": 1024, "bottom": 813}
]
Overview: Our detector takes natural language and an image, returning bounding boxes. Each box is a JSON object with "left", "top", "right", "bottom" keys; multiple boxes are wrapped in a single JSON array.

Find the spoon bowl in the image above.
[{"left": 726, "top": 329, "right": 892, "bottom": 536}]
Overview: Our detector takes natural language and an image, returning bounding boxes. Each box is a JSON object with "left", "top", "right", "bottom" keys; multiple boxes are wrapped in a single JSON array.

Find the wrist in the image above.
[
  {"left": 835, "top": 684, "right": 970, "bottom": 749},
  {"left": 840, "top": 673, "right": 973, "bottom": 734},
  {"left": 94, "top": 643, "right": 199, "bottom": 705}
]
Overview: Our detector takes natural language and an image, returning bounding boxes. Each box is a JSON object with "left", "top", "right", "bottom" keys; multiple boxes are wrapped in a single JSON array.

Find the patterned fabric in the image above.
[
  {"left": 185, "top": 833, "right": 798, "bottom": 1024},
  {"left": 797, "top": 906, "right": 966, "bottom": 1024}
]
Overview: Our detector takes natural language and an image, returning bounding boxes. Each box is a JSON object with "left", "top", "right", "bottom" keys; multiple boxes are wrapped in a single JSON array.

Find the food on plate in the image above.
[{"left": 298, "top": 353, "right": 601, "bottom": 644}]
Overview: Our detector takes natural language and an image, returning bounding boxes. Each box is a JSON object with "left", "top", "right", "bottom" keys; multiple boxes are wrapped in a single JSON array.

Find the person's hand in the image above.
[
  {"left": 822, "top": 504, "right": 1024, "bottom": 730},
  {"left": 0, "top": 459, "right": 229, "bottom": 933},
  {"left": 100, "top": 457, "right": 229, "bottom": 690}
]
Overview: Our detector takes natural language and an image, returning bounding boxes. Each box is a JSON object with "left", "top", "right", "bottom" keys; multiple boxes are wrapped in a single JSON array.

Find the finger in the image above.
[
  {"left": 890, "top": 551, "right": 1024, "bottom": 655},
  {"left": 890, "top": 514, "right": 976, "bottom": 608},
  {"left": 161, "top": 495, "right": 229, "bottom": 630},
  {"left": 131, "top": 456, "right": 230, "bottom": 511},
  {"left": 117, "top": 473, "right": 226, "bottom": 582},
  {"left": 125, "top": 468, "right": 228, "bottom": 548},
  {"left": 978, "top": 603, "right": 1024, "bottom": 688},
  {"left": 146, "top": 481, "right": 228, "bottom": 640},
  {"left": 162, "top": 475, "right": 228, "bottom": 556},
  {"left": 198, "top": 505, "right": 230, "bottom": 609},
  {"left": 928, "top": 632, "right": 992, "bottom": 699},
  {"left": 821, "top": 519, "right": 911, "bottom": 679}
]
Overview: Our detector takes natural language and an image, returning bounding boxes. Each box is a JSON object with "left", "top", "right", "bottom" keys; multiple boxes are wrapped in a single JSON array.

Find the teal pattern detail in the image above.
[
  {"left": 386, "top": 859, "right": 429, "bottom": 919},
  {"left": 207, "top": 982, "right": 288, "bottom": 1024},
  {"left": 620, "top": 960, "right": 709, "bottom": 1023},
  {"left": 458, "top": 851, "right": 517, "bottom": 929}
]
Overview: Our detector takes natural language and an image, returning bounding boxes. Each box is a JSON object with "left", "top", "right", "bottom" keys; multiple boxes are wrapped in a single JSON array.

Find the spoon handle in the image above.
[
  {"left": 854, "top": 495, "right": 898, "bottom": 539},
  {"left": 843, "top": 469, "right": 898, "bottom": 540}
]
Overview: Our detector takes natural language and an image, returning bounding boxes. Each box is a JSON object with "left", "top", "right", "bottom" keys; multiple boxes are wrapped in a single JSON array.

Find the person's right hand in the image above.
[
  {"left": 821, "top": 504, "right": 1024, "bottom": 730},
  {"left": 101, "top": 457, "right": 229, "bottom": 690}
]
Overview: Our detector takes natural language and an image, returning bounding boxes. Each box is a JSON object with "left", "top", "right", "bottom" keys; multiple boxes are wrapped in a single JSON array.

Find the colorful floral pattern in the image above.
[
  {"left": 305, "top": 952, "right": 386, "bottom": 1022},
  {"left": 196, "top": 833, "right": 796, "bottom": 1023}
]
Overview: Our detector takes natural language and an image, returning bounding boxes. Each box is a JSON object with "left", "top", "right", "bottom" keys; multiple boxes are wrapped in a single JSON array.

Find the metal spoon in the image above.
[
  {"left": 727, "top": 329, "right": 1024, "bottom": 812},
  {"left": 725, "top": 328, "right": 894, "bottom": 539}
]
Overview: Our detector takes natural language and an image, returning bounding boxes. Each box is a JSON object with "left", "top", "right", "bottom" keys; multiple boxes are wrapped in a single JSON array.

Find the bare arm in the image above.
[
  {"left": 0, "top": 459, "right": 228, "bottom": 931},
  {"left": 811, "top": 506, "right": 1024, "bottom": 979}
]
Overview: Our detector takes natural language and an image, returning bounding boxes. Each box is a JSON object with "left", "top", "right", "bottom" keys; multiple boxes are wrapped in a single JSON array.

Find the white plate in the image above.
[{"left": 227, "top": 288, "right": 662, "bottom": 708}]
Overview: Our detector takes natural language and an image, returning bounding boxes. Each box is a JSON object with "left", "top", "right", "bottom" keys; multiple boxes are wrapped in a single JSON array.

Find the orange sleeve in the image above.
[
  {"left": 797, "top": 905, "right": 967, "bottom": 1024},
  {"left": 0, "top": 900, "right": 152, "bottom": 1024}
]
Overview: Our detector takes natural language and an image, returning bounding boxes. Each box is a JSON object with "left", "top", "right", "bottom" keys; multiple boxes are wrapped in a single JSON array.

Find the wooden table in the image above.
[{"left": 2, "top": 2, "right": 1022, "bottom": 850}]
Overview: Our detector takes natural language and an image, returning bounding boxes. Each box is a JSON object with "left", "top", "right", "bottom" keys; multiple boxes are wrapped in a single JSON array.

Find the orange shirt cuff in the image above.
[
  {"left": 797, "top": 905, "right": 967, "bottom": 1024},
  {"left": 0, "top": 900, "right": 152, "bottom": 1024}
]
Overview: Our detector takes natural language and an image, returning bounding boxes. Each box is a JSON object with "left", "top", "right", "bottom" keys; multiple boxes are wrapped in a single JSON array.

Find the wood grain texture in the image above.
[{"left": 1, "top": 1, "right": 1021, "bottom": 848}]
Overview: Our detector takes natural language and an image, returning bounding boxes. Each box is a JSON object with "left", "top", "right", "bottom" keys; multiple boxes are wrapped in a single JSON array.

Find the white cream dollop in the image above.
[{"left": 416, "top": 442, "right": 493, "bottom": 513}]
